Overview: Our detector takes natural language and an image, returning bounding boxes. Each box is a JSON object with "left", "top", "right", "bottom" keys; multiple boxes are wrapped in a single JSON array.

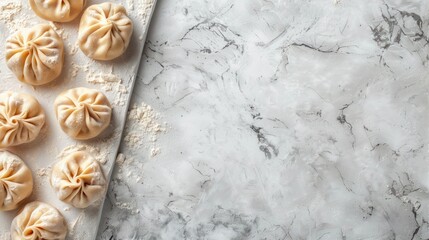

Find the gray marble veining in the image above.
[{"left": 98, "top": 0, "right": 429, "bottom": 239}]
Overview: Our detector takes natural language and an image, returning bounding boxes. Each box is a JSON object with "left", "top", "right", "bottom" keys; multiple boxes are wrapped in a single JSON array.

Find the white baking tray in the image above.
[{"left": 0, "top": 0, "right": 157, "bottom": 239}]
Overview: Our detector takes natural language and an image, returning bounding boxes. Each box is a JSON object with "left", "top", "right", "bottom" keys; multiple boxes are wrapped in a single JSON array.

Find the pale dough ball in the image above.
[
  {"left": 51, "top": 150, "right": 106, "bottom": 208},
  {"left": 29, "top": 0, "right": 86, "bottom": 22},
  {"left": 54, "top": 87, "right": 112, "bottom": 140},
  {"left": 0, "top": 91, "right": 45, "bottom": 148},
  {"left": 78, "top": 2, "right": 133, "bottom": 60},
  {"left": 6, "top": 24, "right": 64, "bottom": 85},
  {"left": 0, "top": 151, "right": 33, "bottom": 211},
  {"left": 11, "top": 201, "right": 67, "bottom": 240}
]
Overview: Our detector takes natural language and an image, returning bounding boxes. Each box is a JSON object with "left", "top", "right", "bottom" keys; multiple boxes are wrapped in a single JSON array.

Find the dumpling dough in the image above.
[
  {"left": 51, "top": 151, "right": 106, "bottom": 208},
  {"left": 0, "top": 151, "right": 33, "bottom": 211},
  {"left": 78, "top": 2, "right": 133, "bottom": 60},
  {"left": 54, "top": 87, "right": 112, "bottom": 140},
  {"left": 11, "top": 201, "right": 67, "bottom": 240},
  {"left": 29, "top": 0, "right": 86, "bottom": 22},
  {"left": 6, "top": 24, "right": 64, "bottom": 85},
  {"left": 0, "top": 91, "right": 45, "bottom": 148}
]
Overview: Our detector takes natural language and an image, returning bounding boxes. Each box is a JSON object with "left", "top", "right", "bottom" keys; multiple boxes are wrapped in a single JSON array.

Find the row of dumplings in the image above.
[
  {"left": 0, "top": 149, "right": 105, "bottom": 211},
  {"left": 0, "top": 88, "right": 112, "bottom": 148},
  {"left": 2, "top": 1, "right": 134, "bottom": 239},
  {"left": 6, "top": 2, "right": 133, "bottom": 86},
  {"left": 2, "top": 150, "right": 105, "bottom": 239},
  {"left": 1, "top": 88, "right": 112, "bottom": 239}
]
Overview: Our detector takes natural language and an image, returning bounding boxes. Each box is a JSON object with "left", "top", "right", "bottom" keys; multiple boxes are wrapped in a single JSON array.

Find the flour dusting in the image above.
[
  {"left": 124, "top": 102, "right": 167, "bottom": 157},
  {"left": 70, "top": 63, "right": 79, "bottom": 78},
  {"left": 58, "top": 144, "right": 109, "bottom": 165},
  {"left": 86, "top": 71, "right": 129, "bottom": 106},
  {"left": 128, "top": 103, "right": 166, "bottom": 132},
  {"left": 69, "top": 41, "right": 79, "bottom": 55},
  {"left": 49, "top": 21, "right": 66, "bottom": 38},
  {"left": 150, "top": 147, "right": 161, "bottom": 157},
  {"left": 115, "top": 153, "right": 144, "bottom": 182},
  {"left": 0, "top": 232, "right": 10, "bottom": 240},
  {"left": 133, "top": 0, "right": 154, "bottom": 25},
  {"left": 70, "top": 63, "right": 90, "bottom": 79},
  {"left": 36, "top": 167, "right": 51, "bottom": 177},
  {"left": 68, "top": 211, "right": 85, "bottom": 240},
  {"left": 127, "top": 0, "right": 135, "bottom": 10},
  {"left": 115, "top": 153, "right": 126, "bottom": 165},
  {"left": 114, "top": 201, "right": 140, "bottom": 214},
  {"left": 0, "top": 3, "right": 26, "bottom": 31}
]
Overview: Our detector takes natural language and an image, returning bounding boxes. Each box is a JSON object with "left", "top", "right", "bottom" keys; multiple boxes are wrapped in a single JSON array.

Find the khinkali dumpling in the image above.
[
  {"left": 0, "top": 91, "right": 45, "bottom": 148},
  {"left": 54, "top": 87, "right": 112, "bottom": 140},
  {"left": 11, "top": 201, "right": 67, "bottom": 240},
  {"left": 78, "top": 2, "right": 133, "bottom": 60},
  {"left": 6, "top": 24, "right": 64, "bottom": 85},
  {"left": 51, "top": 151, "right": 106, "bottom": 208},
  {"left": 29, "top": 0, "right": 86, "bottom": 22},
  {"left": 0, "top": 151, "right": 33, "bottom": 211}
]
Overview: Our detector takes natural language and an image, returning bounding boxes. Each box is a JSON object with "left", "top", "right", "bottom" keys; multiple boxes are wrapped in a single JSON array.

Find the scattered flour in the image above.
[
  {"left": 101, "top": 154, "right": 143, "bottom": 212},
  {"left": 123, "top": 132, "right": 142, "bottom": 146},
  {"left": 124, "top": 102, "right": 167, "bottom": 157},
  {"left": 36, "top": 167, "right": 51, "bottom": 177},
  {"left": 133, "top": 0, "right": 154, "bottom": 41},
  {"left": 70, "top": 63, "right": 80, "bottom": 78},
  {"left": 128, "top": 103, "right": 166, "bottom": 132},
  {"left": 86, "top": 71, "right": 129, "bottom": 106},
  {"left": 58, "top": 144, "right": 109, "bottom": 165},
  {"left": 127, "top": 0, "right": 135, "bottom": 10},
  {"left": 115, "top": 153, "right": 144, "bottom": 183},
  {"left": 49, "top": 21, "right": 67, "bottom": 38},
  {"left": 115, "top": 153, "right": 126, "bottom": 165},
  {"left": 67, "top": 211, "right": 85, "bottom": 240},
  {"left": 70, "top": 62, "right": 90, "bottom": 78},
  {"left": 69, "top": 41, "right": 80, "bottom": 55},
  {"left": 114, "top": 201, "right": 140, "bottom": 214},
  {"left": 0, "top": 3, "right": 27, "bottom": 31},
  {"left": 0, "top": 3, "right": 21, "bottom": 21},
  {"left": 150, "top": 147, "right": 161, "bottom": 157},
  {"left": 0, "top": 232, "right": 10, "bottom": 240},
  {"left": 135, "top": 0, "right": 155, "bottom": 24}
]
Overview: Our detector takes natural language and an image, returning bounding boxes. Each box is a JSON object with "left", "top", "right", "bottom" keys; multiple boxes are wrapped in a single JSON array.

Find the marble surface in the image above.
[{"left": 98, "top": 0, "right": 429, "bottom": 239}]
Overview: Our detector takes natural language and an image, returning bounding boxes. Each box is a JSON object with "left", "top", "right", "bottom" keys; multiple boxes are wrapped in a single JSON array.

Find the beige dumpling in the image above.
[
  {"left": 11, "top": 201, "right": 67, "bottom": 240},
  {"left": 54, "top": 87, "right": 112, "bottom": 140},
  {"left": 0, "top": 91, "right": 45, "bottom": 148},
  {"left": 29, "top": 0, "right": 86, "bottom": 22},
  {"left": 78, "top": 2, "right": 133, "bottom": 60},
  {"left": 51, "top": 151, "right": 106, "bottom": 208},
  {"left": 6, "top": 24, "right": 64, "bottom": 85},
  {"left": 0, "top": 151, "right": 33, "bottom": 211}
]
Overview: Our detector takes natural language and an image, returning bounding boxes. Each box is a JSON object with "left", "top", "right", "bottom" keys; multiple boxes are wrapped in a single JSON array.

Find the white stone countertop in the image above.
[{"left": 98, "top": 0, "right": 429, "bottom": 239}]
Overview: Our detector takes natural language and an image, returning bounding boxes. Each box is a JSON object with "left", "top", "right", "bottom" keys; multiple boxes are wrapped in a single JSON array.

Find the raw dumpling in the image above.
[
  {"left": 0, "top": 91, "right": 45, "bottom": 148},
  {"left": 51, "top": 151, "right": 106, "bottom": 208},
  {"left": 0, "top": 151, "right": 33, "bottom": 211},
  {"left": 29, "top": 0, "right": 86, "bottom": 22},
  {"left": 78, "top": 2, "right": 133, "bottom": 60},
  {"left": 54, "top": 87, "right": 112, "bottom": 140},
  {"left": 11, "top": 201, "right": 67, "bottom": 240},
  {"left": 6, "top": 24, "right": 64, "bottom": 85}
]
